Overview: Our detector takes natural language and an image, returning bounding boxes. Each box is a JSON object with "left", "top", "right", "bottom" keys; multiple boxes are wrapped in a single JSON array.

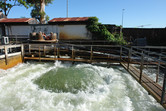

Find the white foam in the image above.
[{"left": 0, "top": 61, "right": 164, "bottom": 111}]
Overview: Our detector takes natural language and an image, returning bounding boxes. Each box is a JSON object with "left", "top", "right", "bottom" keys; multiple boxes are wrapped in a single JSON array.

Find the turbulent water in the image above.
[
  {"left": 0, "top": 61, "right": 165, "bottom": 111},
  {"left": 143, "top": 67, "right": 164, "bottom": 86}
]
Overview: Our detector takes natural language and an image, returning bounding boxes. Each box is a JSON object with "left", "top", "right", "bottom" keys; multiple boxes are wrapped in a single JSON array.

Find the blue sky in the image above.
[{"left": 7, "top": 0, "right": 166, "bottom": 28}]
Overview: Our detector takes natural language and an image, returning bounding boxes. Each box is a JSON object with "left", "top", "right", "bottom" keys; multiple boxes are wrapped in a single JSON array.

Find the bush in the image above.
[
  {"left": 86, "top": 17, "right": 127, "bottom": 45},
  {"left": 113, "top": 32, "right": 127, "bottom": 45},
  {"left": 86, "top": 17, "right": 113, "bottom": 40}
]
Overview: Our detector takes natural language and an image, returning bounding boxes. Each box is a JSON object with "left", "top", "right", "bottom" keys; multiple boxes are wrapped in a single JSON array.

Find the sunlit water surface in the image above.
[{"left": 0, "top": 61, "right": 165, "bottom": 111}]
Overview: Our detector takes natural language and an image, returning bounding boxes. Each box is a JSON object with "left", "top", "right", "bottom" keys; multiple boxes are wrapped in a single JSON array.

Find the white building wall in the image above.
[
  {"left": 5, "top": 24, "right": 91, "bottom": 40},
  {"left": 7, "top": 26, "right": 31, "bottom": 36},
  {"left": 58, "top": 25, "right": 91, "bottom": 40},
  {"left": 5, "top": 25, "right": 59, "bottom": 38}
]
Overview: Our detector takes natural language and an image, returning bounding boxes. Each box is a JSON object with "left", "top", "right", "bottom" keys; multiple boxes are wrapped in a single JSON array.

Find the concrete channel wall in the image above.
[
  {"left": 0, "top": 45, "right": 24, "bottom": 70},
  {"left": 0, "top": 54, "right": 22, "bottom": 70}
]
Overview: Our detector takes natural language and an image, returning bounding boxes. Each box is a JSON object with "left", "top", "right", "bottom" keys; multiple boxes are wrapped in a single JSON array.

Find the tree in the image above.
[
  {"left": 0, "top": 0, "right": 29, "bottom": 17},
  {"left": 30, "top": 4, "right": 40, "bottom": 21},
  {"left": 86, "top": 17, "right": 127, "bottom": 45},
  {"left": 26, "top": 0, "right": 53, "bottom": 24}
]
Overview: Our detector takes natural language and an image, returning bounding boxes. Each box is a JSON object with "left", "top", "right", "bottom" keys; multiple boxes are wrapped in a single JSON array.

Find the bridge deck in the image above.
[{"left": 120, "top": 62, "right": 166, "bottom": 109}]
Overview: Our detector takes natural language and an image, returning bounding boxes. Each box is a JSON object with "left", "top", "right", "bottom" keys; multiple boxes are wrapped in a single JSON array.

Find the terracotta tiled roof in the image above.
[
  {"left": 48, "top": 17, "right": 90, "bottom": 23},
  {"left": 0, "top": 18, "right": 35, "bottom": 23}
]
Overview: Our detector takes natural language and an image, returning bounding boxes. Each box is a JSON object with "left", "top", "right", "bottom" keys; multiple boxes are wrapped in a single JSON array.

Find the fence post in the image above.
[
  {"left": 43, "top": 45, "right": 46, "bottom": 57},
  {"left": 90, "top": 46, "right": 93, "bottom": 63},
  {"left": 21, "top": 44, "right": 24, "bottom": 62},
  {"left": 29, "top": 44, "right": 31, "bottom": 54},
  {"left": 161, "top": 70, "right": 166, "bottom": 104},
  {"left": 57, "top": 47, "right": 60, "bottom": 58},
  {"left": 72, "top": 45, "right": 75, "bottom": 60},
  {"left": 120, "top": 46, "right": 122, "bottom": 61},
  {"left": 54, "top": 45, "right": 56, "bottom": 60},
  {"left": 139, "top": 51, "right": 144, "bottom": 83},
  {"left": 156, "top": 55, "right": 161, "bottom": 83},
  {"left": 39, "top": 46, "right": 41, "bottom": 62},
  {"left": 4, "top": 46, "right": 8, "bottom": 65},
  {"left": 127, "top": 48, "right": 131, "bottom": 70}
]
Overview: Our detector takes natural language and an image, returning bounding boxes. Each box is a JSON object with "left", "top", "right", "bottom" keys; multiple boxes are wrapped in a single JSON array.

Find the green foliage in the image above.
[
  {"left": 87, "top": 17, "right": 99, "bottom": 25},
  {"left": 39, "top": 11, "right": 46, "bottom": 18},
  {"left": 0, "top": 0, "right": 53, "bottom": 23},
  {"left": 31, "top": 4, "right": 40, "bottom": 21},
  {"left": 30, "top": 4, "right": 50, "bottom": 23},
  {"left": 86, "top": 17, "right": 127, "bottom": 45},
  {"left": 112, "top": 32, "right": 127, "bottom": 45},
  {"left": 86, "top": 17, "right": 114, "bottom": 40},
  {"left": 45, "top": 15, "right": 50, "bottom": 22},
  {"left": 27, "top": 0, "right": 54, "bottom": 23},
  {"left": 86, "top": 17, "right": 103, "bottom": 40},
  {"left": 26, "top": 0, "right": 54, "bottom": 5},
  {"left": 0, "top": 0, "right": 29, "bottom": 16}
]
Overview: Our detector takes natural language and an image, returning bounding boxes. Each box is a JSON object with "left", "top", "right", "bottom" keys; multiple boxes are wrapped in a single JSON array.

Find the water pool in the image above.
[{"left": 0, "top": 61, "right": 164, "bottom": 111}]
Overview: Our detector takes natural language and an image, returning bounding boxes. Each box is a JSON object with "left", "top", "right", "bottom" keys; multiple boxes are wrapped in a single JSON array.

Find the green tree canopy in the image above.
[
  {"left": 0, "top": 0, "right": 29, "bottom": 16},
  {"left": 0, "top": 0, "right": 53, "bottom": 24},
  {"left": 26, "top": 0, "right": 54, "bottom": 24}
]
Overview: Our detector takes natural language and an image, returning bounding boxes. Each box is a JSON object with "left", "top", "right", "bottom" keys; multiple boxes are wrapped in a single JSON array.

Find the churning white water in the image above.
[{"left": 0, "top": 61, "right": 165, "bottom": 111}]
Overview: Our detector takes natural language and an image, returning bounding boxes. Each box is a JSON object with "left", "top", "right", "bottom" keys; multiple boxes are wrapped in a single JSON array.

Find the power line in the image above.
[{"left": 136, "top": 24, "right": 151, "bottom": 28}]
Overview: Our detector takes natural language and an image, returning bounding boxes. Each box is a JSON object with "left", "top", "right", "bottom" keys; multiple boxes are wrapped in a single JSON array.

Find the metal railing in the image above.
[
  {"left": 23, "top": 43, "right": 166, "bottom": 105},
  {"left": 24, "top": 43, "right": 121, "bottom": 63},
  {"left": 121, "top": 46, "right": 166, "bottom": 104}
]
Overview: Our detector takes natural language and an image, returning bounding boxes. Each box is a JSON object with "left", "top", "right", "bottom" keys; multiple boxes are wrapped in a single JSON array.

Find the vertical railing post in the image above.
[
  {"left": 72, "top": 45, "right": 75, "bottom": 64},
  {"left": 156, "top": 55, "right": 161, "bottom": 83},
  {"left": 161, "top": 69, "right": 166, "bottom": 104},
  {"left": 57, "top": 46, "right": 60, "bottom": 58},
  {"left": 21, "top": 44, "right": 24, "bottom": 62},
  {"left": 120, "top": 46, "right": 122, "bottom": 62},
  {"left": 29, "top": 44, "right": 31, "bottom": 54},
  {"left": 4, "top": 46, "right": 8, "bottom": 65},
  {"left": 54, "top": 45, "right": 56, "bottom": 60},
  {"left": 39, "top": 46, "right": 41, "bottom": 62},
  {"left": 43, "top": 45, "right": 46, "bottom": 57},
  {"left": 127, "top": 47, "right": 132, "bottom": 70},
  {"left": 139, "top": 51, "right": 144, "bottom": 83},
  {"left": 72, "top": 45, "right": 74, "bottom": 60},
  {"left": 90, "top": 46, "right": 93, "bottom": 63},
  {"left": 146, "top": 48, "right": 150, "bottom": 69},
  {"left": 107, "top": 46, "right": 109, "bottom": 64}
]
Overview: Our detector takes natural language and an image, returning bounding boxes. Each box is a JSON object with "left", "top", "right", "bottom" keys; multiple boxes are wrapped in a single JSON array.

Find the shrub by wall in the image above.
[{"left": 86, "top": 17, "right": 127, "bottom": 45}]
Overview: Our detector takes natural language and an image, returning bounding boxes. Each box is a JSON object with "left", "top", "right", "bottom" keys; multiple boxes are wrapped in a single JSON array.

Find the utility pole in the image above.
[
  {"left": 120, "top": 9, "right": 125, "bottom": 36},
  {"left": 67, "top": 0, "right": 68, "bottom": 17},
  {"left": 122, "top": 9, "right": 125, "bottom": 27}
]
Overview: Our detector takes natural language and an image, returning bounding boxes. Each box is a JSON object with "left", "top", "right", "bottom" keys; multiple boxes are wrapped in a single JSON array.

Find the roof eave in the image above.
[
  {"left": 0, "top": 22, "right": 29, "bottom": 25},
  {"left": 48, "top": 21, "right": 88, "bottom": 25}
]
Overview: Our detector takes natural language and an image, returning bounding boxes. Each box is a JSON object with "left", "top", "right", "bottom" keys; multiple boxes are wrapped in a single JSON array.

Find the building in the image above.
[
  {"left": 0, "top": 17, "right": 92, "bottom": 41},
  {"left": 0, "top": 18, "right": 38, "bottom": 38},
  {"left": 48, "top": 17, "right": 92, "bottom": 40}
]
